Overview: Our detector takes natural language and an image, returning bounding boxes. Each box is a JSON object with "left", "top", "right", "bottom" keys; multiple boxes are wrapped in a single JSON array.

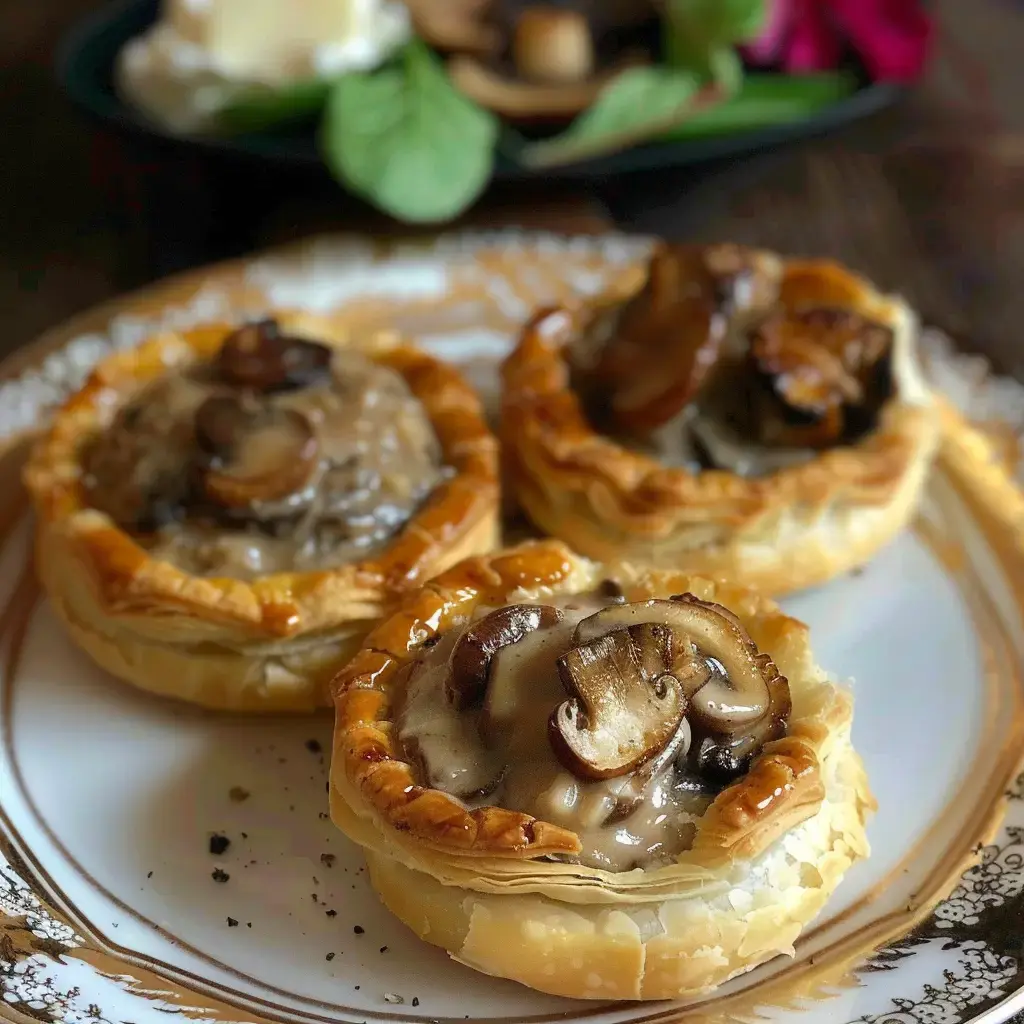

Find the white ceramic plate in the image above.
[{"left": 1, "top": 233, "right": 1022, "bottom": 1024}]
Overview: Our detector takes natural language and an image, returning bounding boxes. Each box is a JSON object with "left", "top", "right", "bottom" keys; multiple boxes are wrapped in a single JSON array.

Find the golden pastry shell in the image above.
[
  {"left": 500, "top": 248, "right": 942, "bottom": 594},
  {"left": 23, "top": 313, "right": 501, "bottom": 712},
  {"left": 329, "top": 540, "right": 874, "bottom": 999},
  {"left": 331, "top": 539, "right": 865, "bottom": 866}
]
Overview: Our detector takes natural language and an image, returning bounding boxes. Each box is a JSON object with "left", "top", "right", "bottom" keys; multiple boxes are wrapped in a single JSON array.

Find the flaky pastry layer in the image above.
[
  {"left": 329, "top": 542, "right": 874, "bottom": 998},
  {"left": 24, "top": 312, "right": 500, "bottom": 711},
  {"left": 500, "top": 251, "right": 941, "bottom": 594}
]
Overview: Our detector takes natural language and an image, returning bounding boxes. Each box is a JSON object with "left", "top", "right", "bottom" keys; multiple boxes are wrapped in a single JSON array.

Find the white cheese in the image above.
[{"left": 117, "top": 0, "right": 411, "bottom": 133}]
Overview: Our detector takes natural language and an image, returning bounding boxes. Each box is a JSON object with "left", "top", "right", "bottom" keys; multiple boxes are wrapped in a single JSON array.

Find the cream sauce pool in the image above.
[{"left": 396, "top": 596, "right": 714, "bottom": 872}]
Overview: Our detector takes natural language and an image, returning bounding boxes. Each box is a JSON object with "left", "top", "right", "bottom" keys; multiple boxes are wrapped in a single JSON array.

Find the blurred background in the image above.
[{"left": 3, "top": 0, "right": 1023, "bottom": 378}]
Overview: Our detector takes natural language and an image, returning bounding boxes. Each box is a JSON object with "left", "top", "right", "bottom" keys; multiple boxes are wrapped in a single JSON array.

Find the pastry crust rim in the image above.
[
  {"left": 23, "top": 314, "right": 501, "bottom": 647},
  {"left": 499, "top": 253, "right": 940, "bottom": 578},
  {"left": 341, "top": 728, "right": 873, "bottom": 1000},
  {"left": 331, "top": 539, "right": 865, "bottom": 869}
]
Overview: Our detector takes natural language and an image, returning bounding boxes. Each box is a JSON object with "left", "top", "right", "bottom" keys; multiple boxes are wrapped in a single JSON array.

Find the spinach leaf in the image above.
[
  {"left": 220, "top": 78, "right": 332, "bottom": 133},
  {"left": 662, "top": 72, "right": 858, "bottom": 138},
  {"left": 519, "top": 66, "right": 711, "bottom": 169},
  {"left": 321, "top": 40, "right": 498, "bottom": 223}
]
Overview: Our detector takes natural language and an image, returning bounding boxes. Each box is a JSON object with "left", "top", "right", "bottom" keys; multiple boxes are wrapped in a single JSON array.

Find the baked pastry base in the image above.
[
  {"left": 25, "top": 313, "right": 500, "bottom": 712},
  {"left": 334, "top": 734, "right": 870, "bottom": 1000},
  {"left": 501, "top": 253, "right": 941, "bottom": 594},
  {"left": 330, "top": 542, "right": 874, "bottom": 999}
]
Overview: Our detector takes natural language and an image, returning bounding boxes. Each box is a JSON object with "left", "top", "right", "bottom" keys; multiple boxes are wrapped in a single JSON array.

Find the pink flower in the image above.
[{"left": 741, "top": 0, "right": 933, "bottom": 82}]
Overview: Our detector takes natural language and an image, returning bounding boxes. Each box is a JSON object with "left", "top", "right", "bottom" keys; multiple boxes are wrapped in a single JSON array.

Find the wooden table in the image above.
[{"left": 4, "top": 0, "right": 1024, "bottom": 380}]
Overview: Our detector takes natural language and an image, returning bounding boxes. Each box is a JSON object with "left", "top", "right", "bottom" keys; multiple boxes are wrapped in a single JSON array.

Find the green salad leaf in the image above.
[
  {"left": 321, "top": 40, "right": 498, "bottom": 223},
  {"left": 663, "top": 0, "right": 763, "bottom": 88},
  {"left": 518, "top": 66, "right": 710, "bottom": 169},
  {"left": 220, "top": 79, "right": 332, "bottom": 133},
  {"left": 662, "top": 72, "right": 858, "bottom": 138}
]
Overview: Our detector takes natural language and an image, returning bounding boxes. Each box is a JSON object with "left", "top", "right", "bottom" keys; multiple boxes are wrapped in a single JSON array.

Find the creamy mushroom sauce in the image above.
[
  {"left": 396, "top": 594, "right": 716, "bottom": 872},
  {"left": 84, "top": 349, "right": 446, "bottom": 578}
]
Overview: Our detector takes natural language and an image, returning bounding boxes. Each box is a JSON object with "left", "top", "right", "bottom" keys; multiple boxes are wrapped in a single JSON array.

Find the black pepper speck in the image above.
[
  {"left": 353, "top": 925, "right": 364, "bottom": 935},
  {"left": 212, "top": 868, "right": 230, "bottom": 883},
  {"left": 379, "top": 945, "right": 388, "bottom": 954},
  {"left": 412, "top": 998, "right": 420, "bottom": 1007},
  {"left": 209, "top": 834, "right": 230, "bottom": 856},
  {"left": 146, "top": 871, "right": 153, "bottom": 879},
  {"left": 326, "top": 909, "right": 337, "bottom": 917},
  {"left": 326, "top": 952, "right": 335, "bottom": 961},
  {"left": 227, "top": 917, "right": 238, "bottom": 927},
  {"left": 229, "top": 786, "right": 250, "bottom": 802},
  {"left": 305, "top": 738, "right": 322, "bottom": 753},
  {"left": 320, "top": 853, "right": 336, "bottom": 868}
]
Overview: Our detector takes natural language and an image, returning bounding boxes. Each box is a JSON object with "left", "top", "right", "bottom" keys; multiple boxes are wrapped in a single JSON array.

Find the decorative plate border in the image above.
[{"left": 0, "top": 232, "right": 1022, "bottom": 1024}]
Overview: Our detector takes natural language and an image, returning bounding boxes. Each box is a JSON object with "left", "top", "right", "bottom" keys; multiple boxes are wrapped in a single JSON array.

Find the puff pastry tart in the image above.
[
  {"left": 330, "top": 541, "right": 873, "bottom": 1000},
  {"left": 24, "top": 314, "right": 499, "bottom": 711},
  {"left": 501, "top": 244, "right": 940, "bottom": 593}
]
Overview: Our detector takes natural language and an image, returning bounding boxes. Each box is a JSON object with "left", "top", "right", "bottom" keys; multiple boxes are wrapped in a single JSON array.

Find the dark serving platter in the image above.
[{"left": 58, "top": 0, "right": 903, "bottom": 184}]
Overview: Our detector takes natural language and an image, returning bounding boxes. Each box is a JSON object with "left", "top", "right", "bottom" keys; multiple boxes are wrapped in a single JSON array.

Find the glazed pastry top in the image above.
[
  {"left": 395, "top": 585, "right": 792, "bottom": 871},
  {"left": 83, "top": 319, "right": 446, "bottom": 579}
]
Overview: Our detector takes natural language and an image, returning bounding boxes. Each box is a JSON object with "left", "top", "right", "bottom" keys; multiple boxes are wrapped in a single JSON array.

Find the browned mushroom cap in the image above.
[
  {"left": 512, "top": 8, "right": 595, "bottom": 83},
  {"left": 573, "top": 596, "right": 789, "bottom": 735},
  {"left": 445, "top": 604, "right": 562, "bottom": 710},
  {"left": 750, "top": 306, "right": 894, "bottom": 448},
  {"left": 550, "top": 623, "right": 690, "bottom": 780},
  {"left": 215, "top": 319, "right": 334, "bottom": 394},
  {"left": 195, "top": 396, "right": 319, "bottom": 508},
  {"left": 589, "top": 247, "right": 727, "bottom": 436}
]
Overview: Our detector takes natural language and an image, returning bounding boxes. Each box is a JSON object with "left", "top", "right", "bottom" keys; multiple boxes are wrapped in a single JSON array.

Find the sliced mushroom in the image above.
[
  {"left": 570, "top": 595, "right": 791, "bottom": 785},
  {"left": 574, "top": 596, "right": 790, "bottom": 733},
  {"left": 549, "top": 623, "right": 689, "bottom": 780},
  {"left": 195, "top": 396, "right": 320, "bottom": 508},
  {"left": 588, "top": 247, "right": 728, "bottom": 436},
  {"left": 572, "top": 600, "right": 711, "bottom": 698},
  {"left": 215, "top": 319, "right": 334, "bottom": 393},
  {"left": 445, "top": 604, "right": 561, "bottom": 710},
  {"left": 750, "top": 306, "right": 894, "bottom": 448},
  {"left": 447, "top": 52, "right": 641, "bottom": 119},
  {"left": 667, "top": 594, "right": 789, "bottom": 735}
]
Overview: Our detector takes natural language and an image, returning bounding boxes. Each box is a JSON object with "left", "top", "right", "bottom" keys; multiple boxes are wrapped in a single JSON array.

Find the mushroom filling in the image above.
[
  {"left": 396, "top": 590, "right": 791, "bottom": 871},
  {"left": 421, "top": 0, "right": 659, "bottom": 120},
  {"left": 567, "top": 245, "right": 896, "bottom": 478},
  {"left": 82, "top": 319, "right": 447, "bottom": 578}
]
